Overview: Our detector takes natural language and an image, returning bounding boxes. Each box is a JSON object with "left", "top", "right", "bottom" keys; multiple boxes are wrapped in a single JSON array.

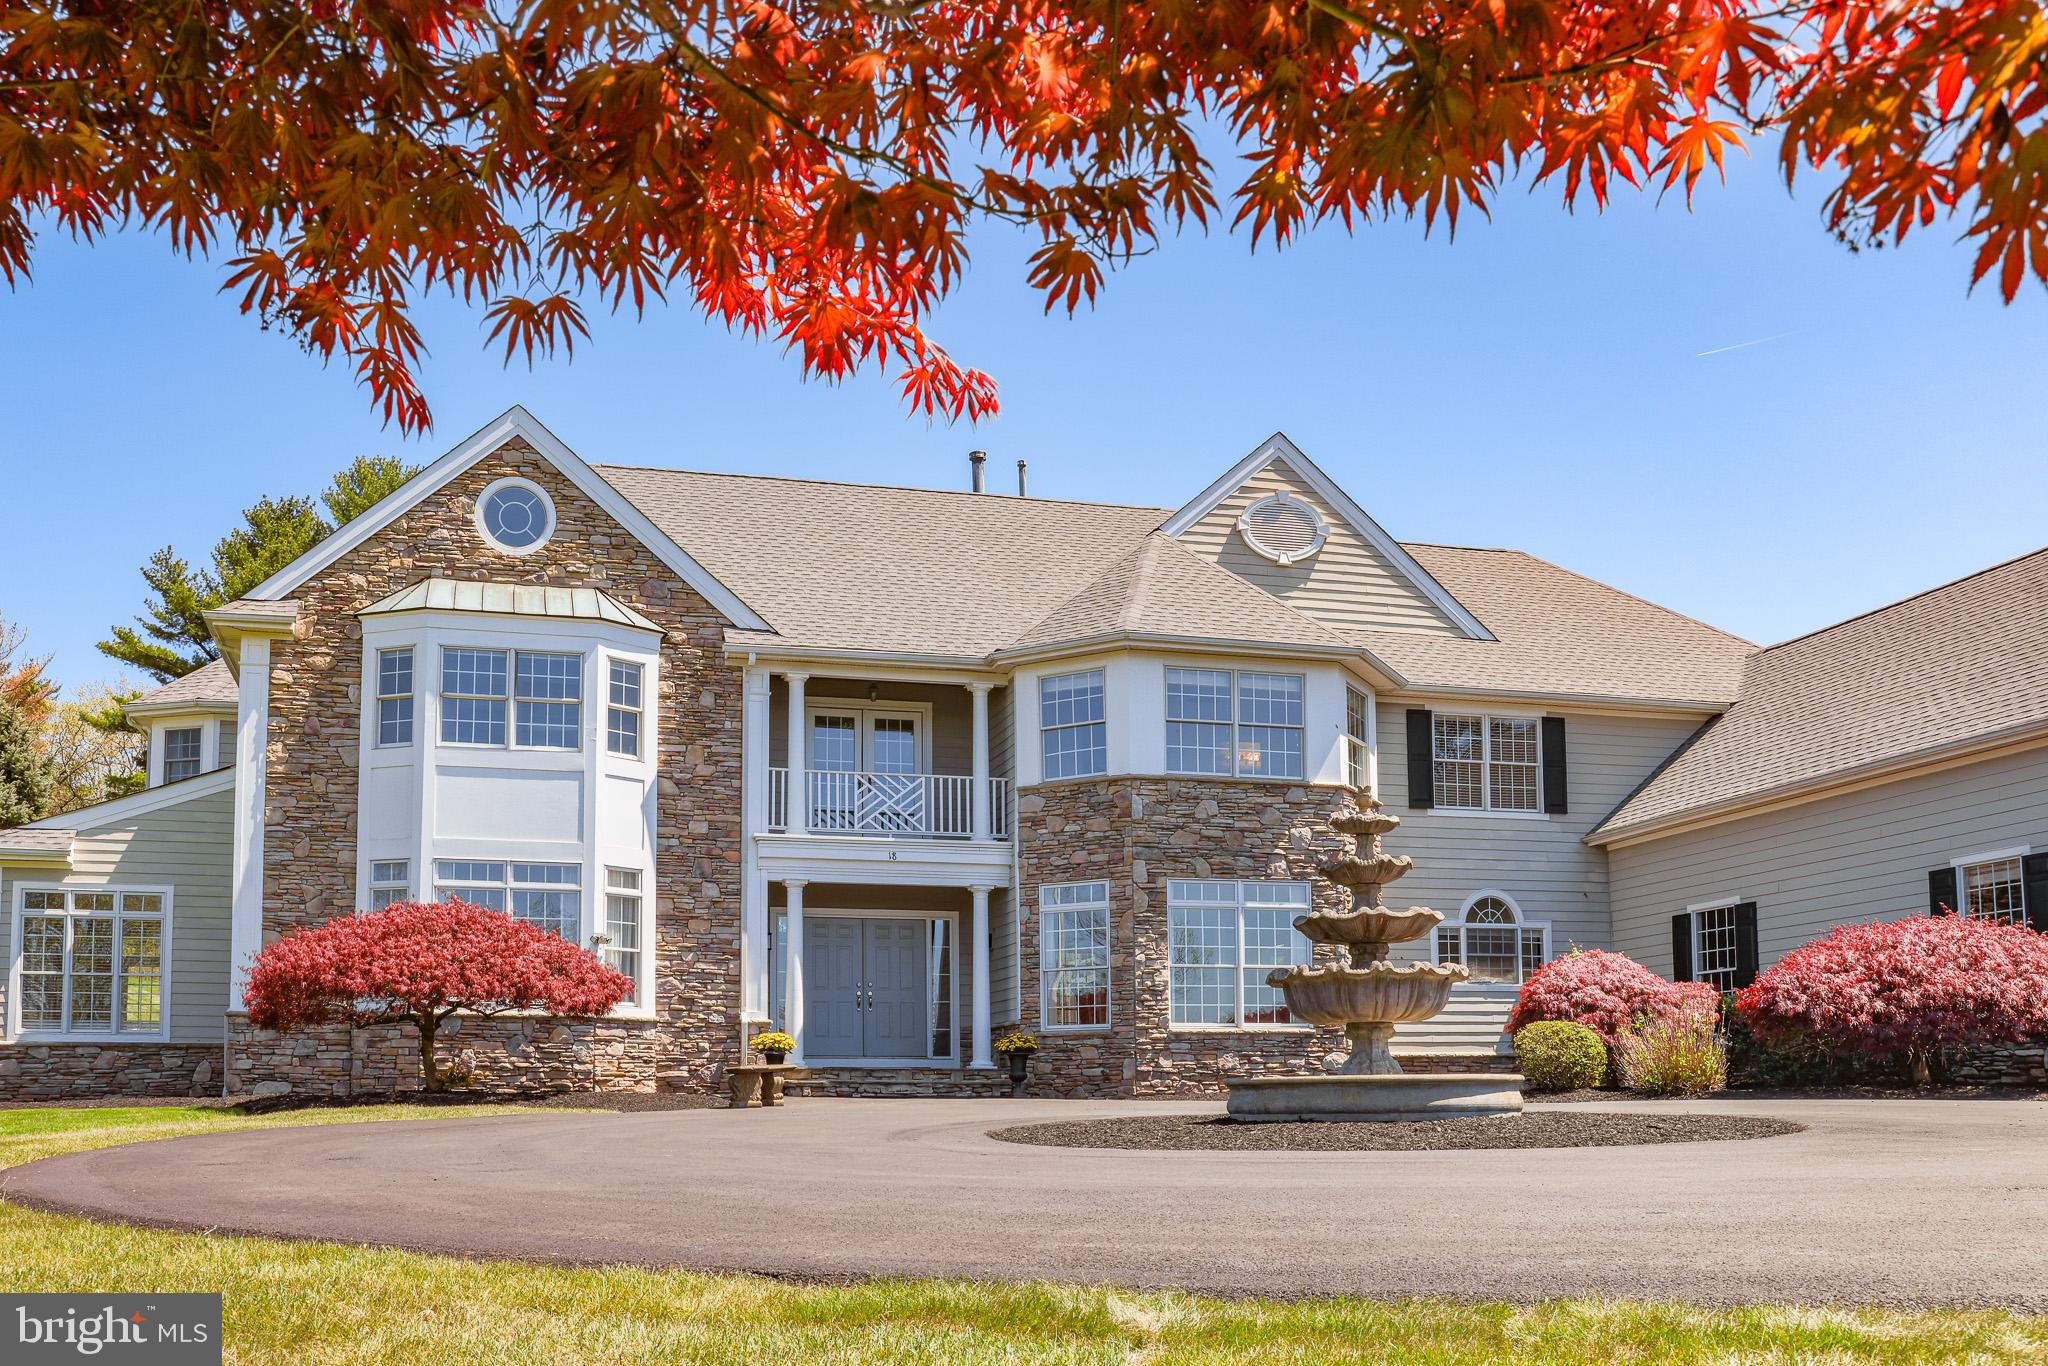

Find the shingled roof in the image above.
[
  {"left": 126, "top": 658, "right": 239, "bottom": 712},
  {"left": 1592, "top": 547, "right": 2048, "bottom": 844}
]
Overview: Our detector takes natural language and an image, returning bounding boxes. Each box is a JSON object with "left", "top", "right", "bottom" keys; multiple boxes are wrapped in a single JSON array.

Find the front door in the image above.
[{"left": 782, "top": 914, "right": 951, "bottom": 1061}]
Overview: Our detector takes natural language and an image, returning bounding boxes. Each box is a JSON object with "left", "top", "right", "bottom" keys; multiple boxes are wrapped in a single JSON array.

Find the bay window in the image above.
[
  {"left": 607, "top": 660, "right": 644, "bottom": 758},
  {"left": 440, "top": 648, "right": 583, "bottom": 750},
  {"left": 1040, "top": 669, "right": 1107, "bottom": 779},
  {"left": 434, "top": 860, "right": 581, "bottom": 938},
  {"left": 1166, "top": 880, "right": 1312, "bottom": 1026},
  {"left": 376, "top": 648, "right": 414, "bottom": 746},
  {"left": 368, "top": 860, "right": 410, "bottom": 910},
  {"left": 13, "top": 887, "right": 168, "bottom": 1037},
  {"left": 1165, "top": 669, "right": 1305, "bottom": 780},
  {"left": 603, "top": 868, "right": 643, "bottom": 1001}
]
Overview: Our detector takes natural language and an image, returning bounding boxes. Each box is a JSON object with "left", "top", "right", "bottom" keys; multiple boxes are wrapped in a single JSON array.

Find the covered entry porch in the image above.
[{"left": 764, "top": 881, "right": 1013, "bottom": 1072}]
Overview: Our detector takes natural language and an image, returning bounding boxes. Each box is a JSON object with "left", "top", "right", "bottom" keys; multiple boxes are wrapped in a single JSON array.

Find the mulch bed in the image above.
[
  {"left": 989, "top": 1111, "right": 1803, "bottom": 1152},
  {"left": 1533, "top": 1085, "right": 2048, "bottom": 1104}
]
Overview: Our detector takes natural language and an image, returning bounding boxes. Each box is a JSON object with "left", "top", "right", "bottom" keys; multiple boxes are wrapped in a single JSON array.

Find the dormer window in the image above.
[
  {"left": 163, "top": 727, "right": 203, "bottom": 783},
  {"left": 1237, "top": 492, "right": 1326, "bottom": 566}
]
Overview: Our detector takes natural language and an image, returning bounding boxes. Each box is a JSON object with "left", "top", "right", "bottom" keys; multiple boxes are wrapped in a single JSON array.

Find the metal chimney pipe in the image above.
[
  {"left": 1017, "top": 460, "right": 1028, "bottom": 497},
  {"left": 969, "top": 450, "right": 987, "bottom": 493}
]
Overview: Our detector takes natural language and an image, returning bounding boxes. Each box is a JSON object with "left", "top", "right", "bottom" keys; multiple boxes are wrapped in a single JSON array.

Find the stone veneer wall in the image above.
[
  {"left": 0, "top": 1043, "right": 222, "bottom": 1101},
  {"left": 1014, "top": 777, "right": 1358, "bottom": 1098},
  {"left": 225, "top": 1013, "right": 680, "bottom": 1097},
  {"left": 249, "top": 438, "right": 744, "bottom": 1096}
]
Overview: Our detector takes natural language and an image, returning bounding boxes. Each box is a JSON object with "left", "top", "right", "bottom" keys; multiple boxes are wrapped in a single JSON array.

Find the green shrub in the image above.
[
  {"left": 1512, "top": 1020, "right": 1607, "bottom": 1091},
  {"left": 1720, "top": 1006, "right": 1862, "bottom": 1088},
  {"left": 1615, "top": 1009, "right": 1726, "bottom": 1096}
]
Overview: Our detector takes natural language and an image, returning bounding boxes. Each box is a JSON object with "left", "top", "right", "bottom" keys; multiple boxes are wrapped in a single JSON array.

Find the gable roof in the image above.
[
  {"left": 1590, "top": 547, "right": 2048, "bottom": 844},
  {"left": 244, "top": 407, "right": 770, "bottom": 632},
  {"left": 1366, "top": 546, "right": 1756, "bottom": 709},
  {"left": 126, "top": 659, "right": 239, "bottom": 714},
  {"left": 1001, "top": 533, "right": 1362, "bottom": 659},
  {"left": 1162, "top": 433, "right": 1493, "bottom": 641},
  {"left": 596, "top": 465, "right": 1169, "bottom": 658}
]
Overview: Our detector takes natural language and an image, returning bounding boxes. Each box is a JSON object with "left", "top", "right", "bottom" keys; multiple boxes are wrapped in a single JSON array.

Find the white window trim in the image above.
[
  {"left": 1428, "top": 708, "right": 1548, "bottom": 819},
  {"left": 375, "top": 646, "right": 416, "bottom": 749},
  {"left": 1165, "top": 881, "right": 1315, "bottom": 1032},
  {"left": 161, "top": 725, "right": 205, "bottom": 784},
  {"left": 1039, "top": 668, "right": 1108, "bottom": 781},
  {"left": 368, "top": 860, "right": 411, "bottom": 910},
  {"left": 606, "top": 658, "right": 645, "bottom": 759},
  {"left": 1684, "top": 895, "right": 1746, "bottom": 991},
  {"left": 1163, "top": 667, "right": 1307, "bottom": 781},
  {"left": 474, "top": 475, "right": 558, "bottom": 556},
  {"left": 1432, "top": 890, "right": 1550, "bottom": 991},
  {"left": 437, "top": 645, "right": 586, "bottom": 752},
  {"left": 1951, "top": 846, "right": 2031, "bottom": 922},
  {"left": 1038, "top": 882, "right": 1112, "bottom": 1034},
  {"left": 433, "top": 859, "right": 585, "bottom": 939},
  {"left": 1344, "top": 684, "right": 1376, "bottom": 792},
  {"left": 8, "top": 883, "right": 175, "bottom": 1043}
]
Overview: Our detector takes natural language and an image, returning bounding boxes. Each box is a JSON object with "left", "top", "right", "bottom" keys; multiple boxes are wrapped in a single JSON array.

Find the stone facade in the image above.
[
  {"left": 784, "top": 1067, "right": 1011, "bottom": 1099},
  {"left": 225, "top": 1012, "right": 681, "bottom": 1096},
  {"left": 1014, "top": 776, "right": 1359, "bottom": 1098},
  {"left": 0, "top": 1043, "right": 221, "bottom": 1101},
  {"left": 255, "top": 439, "right": 745, "bottom": 1095}
]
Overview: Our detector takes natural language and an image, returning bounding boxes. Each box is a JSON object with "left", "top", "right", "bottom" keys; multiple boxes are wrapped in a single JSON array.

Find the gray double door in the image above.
[{"left": 804, "top": 917, "right": 930, "bottom": 1060}]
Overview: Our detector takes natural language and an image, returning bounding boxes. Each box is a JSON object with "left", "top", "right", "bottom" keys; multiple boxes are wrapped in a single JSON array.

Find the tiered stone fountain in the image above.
[{"left": 1225, "top": 793, "right": 1524, "bottom": 1121}]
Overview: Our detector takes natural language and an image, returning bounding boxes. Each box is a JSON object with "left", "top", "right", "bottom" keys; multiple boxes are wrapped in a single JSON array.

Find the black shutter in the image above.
[
  {"left": 1670, "top": 913, "right": 1694, "bottom": 982},
  {"left": 1541, "top": 716, "right": 1568, "bottom": 814},
  {"left": 2024, "top": 854, "right": 2048, "bottom": 934},
  {"left": 1405, "top": 709, "right": 1434, "bottom": 809},
  {"left": 1732, "top": 902, "right": 1760, "bottom": 988},
  {"left": 1928, "top": 866, "right": 1958, "bottom": 916}
]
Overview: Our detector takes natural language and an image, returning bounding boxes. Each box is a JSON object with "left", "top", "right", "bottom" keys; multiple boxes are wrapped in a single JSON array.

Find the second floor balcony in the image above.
[{"left": 767, "top": 769, "right": 1013, "bottom": 840}]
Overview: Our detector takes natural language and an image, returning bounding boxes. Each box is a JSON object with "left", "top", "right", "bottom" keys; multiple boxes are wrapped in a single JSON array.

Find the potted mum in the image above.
[
  {"left": 994, "top": 1032, "right": 1039, "bottom": 1095},
  {"left": 751, "top": 1030, "right": 796, "bottom": 1065}
]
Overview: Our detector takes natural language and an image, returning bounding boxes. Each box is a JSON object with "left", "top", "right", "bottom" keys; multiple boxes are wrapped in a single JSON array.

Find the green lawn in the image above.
[{"left": 1, "top": 1104, "right": 2042, "bottom": 1363}]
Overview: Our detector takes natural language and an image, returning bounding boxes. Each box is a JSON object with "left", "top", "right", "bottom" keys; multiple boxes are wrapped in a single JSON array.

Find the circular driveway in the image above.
[{"left": 7, "top": 1097, "right": 2046, "bottom": 1309}]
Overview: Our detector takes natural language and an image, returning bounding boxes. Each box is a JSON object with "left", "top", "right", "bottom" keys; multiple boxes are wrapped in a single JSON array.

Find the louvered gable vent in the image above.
[{"left": 1238, "top": 492, "right": 1326, "bottom": 566}]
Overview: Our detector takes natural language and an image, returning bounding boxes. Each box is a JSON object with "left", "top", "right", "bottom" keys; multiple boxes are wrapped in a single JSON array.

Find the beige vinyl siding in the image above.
[
  {"left": 1611, "top": 743, "right": 2048, "bottom": 977},
  {"left": 1375, "top": 699, "right": 1710, "bottom": 1053},
  {"left": 989, "top": 887, "right": 1020, "bottom": 1026},
  {"left": 1178, "top": 461, "right": 1463, "bottom": 638},
  {"left": 1, "top": 786, "right": 234, "bottom": 1044}
]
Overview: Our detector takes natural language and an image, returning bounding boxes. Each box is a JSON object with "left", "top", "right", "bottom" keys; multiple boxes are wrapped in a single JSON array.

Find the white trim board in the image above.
[
  {"left": 1159, "top": 433, "right": 1494, "bottom": 642},
  {"left": 246, "top": 406, "right": 773, "bottom": 632},
  {"left": 19, "top": 767, "right": 237, "bottom": 834}
]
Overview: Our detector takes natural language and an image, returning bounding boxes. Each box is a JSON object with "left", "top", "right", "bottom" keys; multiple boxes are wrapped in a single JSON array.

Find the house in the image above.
[{"left": 1, "top": 407, "right": 2041, "bottom": 1100}]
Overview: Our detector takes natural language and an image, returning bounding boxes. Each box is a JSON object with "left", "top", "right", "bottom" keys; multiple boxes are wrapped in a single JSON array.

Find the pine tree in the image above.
[
  {"left": 0, "top": 698, "right": 54, "bottom": 827},
  {"left": 99, "top": 457, "right": 420, "bottom": 683}
]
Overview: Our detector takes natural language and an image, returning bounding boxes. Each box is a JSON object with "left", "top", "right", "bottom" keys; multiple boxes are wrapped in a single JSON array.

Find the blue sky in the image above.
[{"left": 3, "top": 143, "right": 2042, "bottom": 693}]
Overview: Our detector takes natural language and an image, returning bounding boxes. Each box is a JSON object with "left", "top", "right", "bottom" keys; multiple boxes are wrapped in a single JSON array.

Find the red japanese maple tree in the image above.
[
  {"left": 1734, "top": 914, "right": 2048, "bottom": 1084},
  {"left": 1508, "top": 947, "right": 1718, "bottom": 1044},
  {"left": 244, "top": 900, "right": 634, "bottom": 1092},
  {"left": 4, "top": 0, "right": 2043, "bottom": 432}
]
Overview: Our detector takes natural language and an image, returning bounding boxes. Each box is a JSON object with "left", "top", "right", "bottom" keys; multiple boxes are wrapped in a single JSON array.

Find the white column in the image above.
[
  {"left": 969, "top": 883, "right": 994, "bottom": 1068},
  {"left": 968, "top": 682, "right": 993, "bottom": 841},
  {"left": 229, "top": 637, "right": 273, "bottom": 1009},
  {"left": 740, "top": 667, "right": 771, "bottom": 1020},
  {"left": 784, "top": 671, "right": 809, "bottom": 836},
  {"left": 785, "top": 879, "right": 809, "bottom": 1064}
]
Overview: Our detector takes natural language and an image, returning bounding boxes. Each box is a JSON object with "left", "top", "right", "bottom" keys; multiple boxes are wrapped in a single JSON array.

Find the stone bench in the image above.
[{"left": 726, "top": 1063, "right": 803, "bottom": 1108}]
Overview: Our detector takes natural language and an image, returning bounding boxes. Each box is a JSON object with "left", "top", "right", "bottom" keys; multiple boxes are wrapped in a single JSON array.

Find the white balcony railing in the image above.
[{"left": 767, "top": 769, "right": 1013, "bottom": 840}]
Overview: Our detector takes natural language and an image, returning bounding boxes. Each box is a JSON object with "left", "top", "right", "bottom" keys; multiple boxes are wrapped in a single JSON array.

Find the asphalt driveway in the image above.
[{"left": 7, "top": 1097, "right": 2046, "bottom": 1309}]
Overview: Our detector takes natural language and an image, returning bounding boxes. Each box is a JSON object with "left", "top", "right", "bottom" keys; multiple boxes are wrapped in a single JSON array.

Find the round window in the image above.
[
  {"left": 1237, "top": 492, "right": 1326, "bottom": 566},
  {"left": 476, "top": 478, "right": 555, "bottom": 553}
]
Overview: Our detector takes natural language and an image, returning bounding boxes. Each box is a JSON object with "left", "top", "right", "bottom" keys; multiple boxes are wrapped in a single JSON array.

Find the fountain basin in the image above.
[
  {"left": 1294, "top": 907, "right": 1443, "bottom": 953},
  {"left": 1318, "top": 853, "right": 1414, "bottom": 888},
  {"left": 1226, "top": 1073, "right": 1525, "bottom": 1122},
  {"left": 1271, "top": 963, "right": 1466, "bottom": 1027}
]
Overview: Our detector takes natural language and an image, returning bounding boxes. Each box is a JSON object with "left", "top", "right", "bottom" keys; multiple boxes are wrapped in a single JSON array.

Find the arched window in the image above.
[{"left": 1436, "top": 891, "right": 1548, "bottom": 985}]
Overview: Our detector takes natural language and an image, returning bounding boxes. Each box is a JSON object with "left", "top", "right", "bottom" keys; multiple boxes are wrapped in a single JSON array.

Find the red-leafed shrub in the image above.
[
  {"left": 1507, "top": 949, "right": 1717, "bottom": 1046},
  {"left": 1734, "top": 915, "right": 2048, "bottom": 1084},
  {"left": 245, "top": 901, "right": 634, "bottom": 1092}
]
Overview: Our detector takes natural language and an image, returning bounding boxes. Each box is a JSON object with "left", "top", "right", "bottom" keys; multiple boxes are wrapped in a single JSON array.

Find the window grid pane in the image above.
[
  {"left": 441, "top": 649, "right": 509, "bottom": 745},
  {"left": 1961, "top": 857, "right": 2027, "bottom": 925},
  {"left": 1044, "top": 899, "right": 1111, "bottom": 1028},
  {"left": 376, "top": 648, "right": 415, "bottom": 746},
  {"left": 119, "top": 918, "right": 163, "bottom": 1033},
  {"left": 1040, "top": 671, "right": 1107, "bottom": 780},
  {"left": 604, "top": 868, "right": 642, "bottom": 1003},
  {"left": 164, "top": 728, "right": 203, "bottom": 782},
  {"left": 19, "top": 916, "right": 65, "bottom": 1028},
  {"left": 607, "top": 661, "right": 644, "bottom": 758},
  {"left": 515, "top": 652, "right": 583, "bottom": 749},
  {"left": 1432, "top": 715, "right": 1484, "bottom": 809},
  {"left": 1488, "top": 717, "right": 1540, "bottom": 812},
  {"left": 1695, "top": 905, "right": 1741, "bottom": 990}
]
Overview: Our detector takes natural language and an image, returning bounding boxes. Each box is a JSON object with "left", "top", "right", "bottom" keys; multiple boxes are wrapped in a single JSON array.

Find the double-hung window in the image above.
[
  {"left": 440, "top": 649, "right": 583, "bottom": 749},
  {"left": 367, "top": 860, "right": 410, "bottom": 910},
  {"left": 163, "top": 727, "right": 202, "bottom": 783},
  {"left": 1164, "top": 669, "right": 1305, "bottom": 779},
  {"left": 434, "top": 860, "right": 581, "bottom": 939},
  {"left": 1040, "top": 669, "right": 1106, "bottom": 779},
  {"left": 376, "top": 648, "right": 415, "bottom": 746},
  {"left": 1344, "top": 686, "right": 1372, "bottom": 790},
  {"left": 1431, "top": 713, "right": 1540, "bottom": 812},
  {"left": 1691, "top": 902, "right": 1743, "bottom": 990},
  {"left": 1958, "top": 852, "right": 2027, "bottom": 925},
  {"left": 1040, "top": 882, "right": 1111, "bottom": 1029},
  {"left": 1435, "top": 894, "right": 1547, "bottom": 985},
  {"left": 607, "top": 661, "right": 644, "bottom": 758},
  {"left": 1166, "top": 881, "right": 1312, "bottom": 1027},
  {"left": 14, "top": 888, "right": 167, "bottom": 1037},
  {"left": 603, "top": 868, "right": 643, "bottom": 1002}
]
